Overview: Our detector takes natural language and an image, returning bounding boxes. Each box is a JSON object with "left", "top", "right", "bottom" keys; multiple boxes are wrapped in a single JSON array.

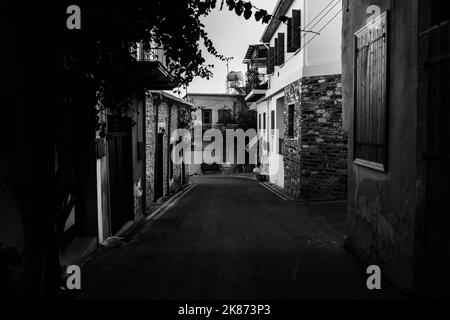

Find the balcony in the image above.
[
  {"left": 243, "top": 44, "right": 269, "bottom": 103},
  {"left": 245, "top": 70, "right": 269, "bottom": 102},
  {"left": 131, "top": 44, "right": 176, "bottom": 90}
]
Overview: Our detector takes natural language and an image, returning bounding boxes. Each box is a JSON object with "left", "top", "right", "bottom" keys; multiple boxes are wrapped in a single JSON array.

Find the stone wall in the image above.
[
  {"left": 284, "top": 74, "right": 347, "bottom": 200},
  {"left": 158, "top": 102, "right": 169, "bottom": 198},
  {"left": 145, "top": 92, "right": 191, "bottom": 212},
  {"left": 145, "top": 92, "right": 155, "bottom": 211}
]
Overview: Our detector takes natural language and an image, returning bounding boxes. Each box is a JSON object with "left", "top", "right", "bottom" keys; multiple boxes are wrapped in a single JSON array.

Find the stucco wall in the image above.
[
  {"left": 187, "top": 94, "right": 241, "bottom": 125},
  {"left": 342, "top": 0, "right": 419, "bottom": 291},
  {"left": 266, "top": 0, "right": 342, "bottom": 97}
]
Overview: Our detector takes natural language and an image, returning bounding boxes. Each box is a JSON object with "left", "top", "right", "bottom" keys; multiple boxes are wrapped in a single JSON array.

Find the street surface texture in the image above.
[{"left": 78, "top": 175, "right": 403, "bottom": 299}]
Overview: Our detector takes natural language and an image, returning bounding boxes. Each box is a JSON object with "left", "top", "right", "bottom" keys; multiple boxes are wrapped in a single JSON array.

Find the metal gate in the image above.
[{"left": 419, "top": 7, "right": 450, "bottom": 295}]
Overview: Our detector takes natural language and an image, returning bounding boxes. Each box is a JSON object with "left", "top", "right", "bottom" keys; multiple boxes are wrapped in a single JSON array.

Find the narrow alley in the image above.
[{"left": 78, "top": 176, "right": 401, "bottom": 300}]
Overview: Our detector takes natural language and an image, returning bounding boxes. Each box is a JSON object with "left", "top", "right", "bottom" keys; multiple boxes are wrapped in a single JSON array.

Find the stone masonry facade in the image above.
[
  {"left": 145, "top": 92, "right": 156, "bottom": 211},
  {"left": 284, "top": 74, "right": 347, "bottom": 200},
  {"left": 145, "top": 91, "right": 190, "bottom": 212}
]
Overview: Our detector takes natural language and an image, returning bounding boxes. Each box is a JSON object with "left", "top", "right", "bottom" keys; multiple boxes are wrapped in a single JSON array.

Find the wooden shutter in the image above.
[
  {"left": 354, "top": 12, "right": 388, "bottom": 170},
  {"left": 287, "top": 17, "right": 294, "bottom": 52},
  {"left": 267, "top": 47, "right": 275, "bottom": 74},
  {"left": 274, "top": 38, "right": 279, "bottom": 66},
  {"left": 292, "top": 10, "right": 301, "bottom": 50},
  {"left": 277, "top": 33, "right": 285, "bottom": 65}
]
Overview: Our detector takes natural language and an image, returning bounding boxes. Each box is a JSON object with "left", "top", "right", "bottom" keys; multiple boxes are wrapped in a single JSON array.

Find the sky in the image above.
[{"left": 185, "top": 0, "right": 275, "bottom": 95}]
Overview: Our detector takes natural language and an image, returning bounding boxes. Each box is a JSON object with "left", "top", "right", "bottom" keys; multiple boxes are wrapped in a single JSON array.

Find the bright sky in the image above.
[{"left": 186, "top": 0, "right": 275, "bottom": 94}]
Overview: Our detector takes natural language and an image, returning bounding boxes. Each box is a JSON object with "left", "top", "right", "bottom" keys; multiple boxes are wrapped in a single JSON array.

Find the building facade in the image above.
[
  {"left": 184, "top": 93, "right": 247, "bottom": 175},
  {"left": 246, "top": 0, "right": 347, "bottom": 199},
  {"left": 62, "top": 46, "right": 192, "bottom": 268},
  {"left": 342, "top": 0, "right": 450, "bottom": 297}
]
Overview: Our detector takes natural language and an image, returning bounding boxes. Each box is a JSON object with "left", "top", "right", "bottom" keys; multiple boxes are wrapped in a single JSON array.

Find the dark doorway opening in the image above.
[
  {"left": 107, "top": 115, "right": 134, "bottom": 235},
  {"left": 419, "top": 0, "right": 450, "bottom": 297},
  {"left": 154, "top": 132, "right": 164, "bottom": 200}
]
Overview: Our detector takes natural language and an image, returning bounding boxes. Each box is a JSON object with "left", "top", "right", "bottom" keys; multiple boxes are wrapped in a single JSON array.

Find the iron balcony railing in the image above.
[
  {"left": 245, "top": 71, "right": 269, "bottom": 95},
  {"left": 131, "top": 44, "right": 167, "bottom": 68}
]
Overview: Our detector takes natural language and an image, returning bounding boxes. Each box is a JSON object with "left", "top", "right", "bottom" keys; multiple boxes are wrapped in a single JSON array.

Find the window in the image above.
[
  {"left": 202, "top": 109, "right": 212, "bottom": 124},
  {"left": 271, "top": 110, "right": 275, "bottom": 130},
  {"left": 218, "top": 108, "right": 232, "bottom": 123},
  {"left": 287, "top": 105, "right": 295, "bottom": 138},
  {"left": 259, "top": 114, "right": 262, "bottom": 129},
  {"left": 354, "top": 12, "right": 388, "bottom": 170},
  {"left": 263, "top": 112, "right": 266, "bottom": 130}
]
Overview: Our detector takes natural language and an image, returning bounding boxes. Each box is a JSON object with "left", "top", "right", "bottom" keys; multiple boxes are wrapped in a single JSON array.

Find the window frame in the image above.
[
  {"left": 287, "top": 104, "right": 295, "bottom": 139},
  {"left": 353, "top": 11, "right": 389, "bottom": 172},
  {"left": 263, "top": 112, "right": 266, "bottom": 130}
]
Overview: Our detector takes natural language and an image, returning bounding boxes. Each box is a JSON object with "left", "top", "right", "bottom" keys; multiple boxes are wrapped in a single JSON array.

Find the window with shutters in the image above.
[
  {"left": 354, "top": 12, "right": 388, "bottom": 171},
  {"left": 202, "top": 109, "right": 212, "bottom": 124},
  {"left": 291, "top": 10, "right": 301, "bottom": 51},
  {"left": 218, "top": 108, "right": 231, "bottom": 124},
  {"left": 287, "top": 105, "right": 295, "bottom": 138}
]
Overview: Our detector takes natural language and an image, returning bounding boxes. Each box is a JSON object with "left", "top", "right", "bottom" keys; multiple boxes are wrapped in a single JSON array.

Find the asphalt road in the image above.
[{"left": 78, "top": 175, "right": 402, "bottom": 300}]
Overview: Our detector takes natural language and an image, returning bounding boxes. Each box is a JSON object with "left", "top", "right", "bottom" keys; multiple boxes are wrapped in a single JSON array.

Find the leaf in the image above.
[
  {"left": 279, "top": 15, "right": 288, "bottom": 23},
  {"left": 262, "top": 13, "right": 272, "bottom": 24},
  {"left": 243, "top": 9, "right": 252, "bottom": 20},
  {"left": 254, "top": 10, "right": 264, "bottom": 21},
  {"left": 227, "top": 0, "right": 235, "bottom": 11}
]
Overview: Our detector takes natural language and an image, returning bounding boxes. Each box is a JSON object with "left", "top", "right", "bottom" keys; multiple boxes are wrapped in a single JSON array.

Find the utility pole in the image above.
[{"left": 224, "top": 56, "right": 233, "bottom": 93}]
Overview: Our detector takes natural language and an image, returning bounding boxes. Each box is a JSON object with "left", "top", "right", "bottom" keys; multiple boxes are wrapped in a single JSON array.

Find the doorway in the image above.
[
  {"left": 419, "top": 0, "right": 450, "bottom": 296},
  {"left": 107, "top": 115, "right": 134, "bottom": 235},
  {"left": 154, "top": 132, "right": 164, "bottom": 201}
]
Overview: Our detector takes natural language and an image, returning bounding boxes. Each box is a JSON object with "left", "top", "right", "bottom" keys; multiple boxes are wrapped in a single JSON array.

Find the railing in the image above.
[
  {"left": 245, "top": 71, "right": 269, "bottom": 95},
  {"left": 131, "top": 44, "right": 167, "bottom": 68},
  {"left": 202, "top": 123, "right": 239, "bottom": 131}
]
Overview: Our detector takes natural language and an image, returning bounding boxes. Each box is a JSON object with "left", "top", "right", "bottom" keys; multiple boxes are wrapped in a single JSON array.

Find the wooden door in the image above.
[
  {"left": 107, "top": 116, "right": 134, "bottom": 235},
  {"left": 419, "top": 0, "right": 450, "bottom": 296}
]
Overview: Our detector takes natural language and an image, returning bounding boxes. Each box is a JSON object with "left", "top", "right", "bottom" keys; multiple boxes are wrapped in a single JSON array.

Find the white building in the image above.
[
  {"left": 245, "top": 0, "right": 346, "bottom": 199},
  {"left": 185, "top": 93, "right": 244, "bottom": 128}
]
